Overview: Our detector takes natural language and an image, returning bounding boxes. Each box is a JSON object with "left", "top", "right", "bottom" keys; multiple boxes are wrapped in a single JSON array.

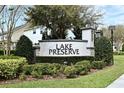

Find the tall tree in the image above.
[
  {"left": 25, "top": 5, "right": 102, "bottom": 39},
  {"left": 0, "top": 5, "right": 5, "bottom": 13},
  {"left": 102, "top": 25, "right": 124, "bottom": 51},
  {"left": 0, "top": 5, "right": 26, "bottom": 55}
]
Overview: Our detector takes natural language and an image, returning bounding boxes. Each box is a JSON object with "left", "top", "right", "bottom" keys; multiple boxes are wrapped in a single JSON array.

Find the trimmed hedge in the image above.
[
  {"left": 23, "top": 63, "right": 66, "bottom": 77},
  {"left": 74, "top": 60, "right": 91, "bottom": 75},
  {"left": 0, "top": 55, "right": 22, "bottom": 59},
  {"left": 92, "top": 61, "right": 105, "bottom": 69},
  {"left": 31, "top": 70, "right": 43, "bottom": 79},
  {"left": 64, "top": 66, "right": 77, "bottom": 78},
  {"left": 36, "top": 56, "right": 94, "bottom": 65},
  {"left": 22, "top": 60, "right": 92, "bottom": 79},
  {"left": 15, "top": 35, "right": 34, "bottom": 64},
  {"left": 74, "top": 65, "right": 88, "bottom": 75},
  {"left": 0, "top": 57, "right": 27, "bottom": 80},
  {"left": 75, "top": 60, "right": 91, "bottom": 71}
]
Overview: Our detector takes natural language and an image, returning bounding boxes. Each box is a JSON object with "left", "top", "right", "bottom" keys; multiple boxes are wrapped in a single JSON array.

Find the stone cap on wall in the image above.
[{"left": 39, "top": 39, "right": 88, "bottom": 42}]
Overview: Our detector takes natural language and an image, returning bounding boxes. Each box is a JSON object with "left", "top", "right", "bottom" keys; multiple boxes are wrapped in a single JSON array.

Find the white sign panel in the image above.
[{"left": 39, "top": 41, "right": 94, "bottom": 57}]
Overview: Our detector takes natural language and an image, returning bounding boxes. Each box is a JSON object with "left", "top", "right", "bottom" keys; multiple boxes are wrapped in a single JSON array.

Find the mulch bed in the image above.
[{"left": 0, "top": 74, "right": 66, "bottom": 85}]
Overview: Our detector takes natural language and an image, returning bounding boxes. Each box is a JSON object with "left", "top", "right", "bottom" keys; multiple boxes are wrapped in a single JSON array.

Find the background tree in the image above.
[
  {"left": 0, "top": 5, "right": 26, "bottom": 55},
  {"left": 0, "top": 5, "right": 5, "bottom": 13},
  {"left": 25, "top": 5, "right": 102, "bottom": 39},
  {"left": 102, "top": 25, "right": 124, "bottom": 51},
  {"left": 15, "top": 35, "right": 34, "bottom": 64}
]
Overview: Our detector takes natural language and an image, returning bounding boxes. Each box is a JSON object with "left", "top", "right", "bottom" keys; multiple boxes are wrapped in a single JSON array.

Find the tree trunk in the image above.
[{"left": 6, "top": 33, "right": 12, "bottom": 56}]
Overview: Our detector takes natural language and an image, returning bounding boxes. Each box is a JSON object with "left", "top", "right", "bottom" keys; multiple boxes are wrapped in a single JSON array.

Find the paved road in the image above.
[{"left": 107, "top": 74, "right": 124, "bottom": 88}]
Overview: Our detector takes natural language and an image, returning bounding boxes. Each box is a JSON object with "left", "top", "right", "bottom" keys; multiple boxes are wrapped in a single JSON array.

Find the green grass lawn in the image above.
[{"left": 0, "top": 55, "right": 124, "bottom": 88}]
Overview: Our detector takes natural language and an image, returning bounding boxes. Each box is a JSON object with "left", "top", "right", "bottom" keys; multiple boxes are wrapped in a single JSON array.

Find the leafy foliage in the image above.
[
  {"left": 64, "top": 66, "right": 77, "bottom": 78},
  {"left": 15, "top": 35, "right": 34, "bottom": 64},
  {"left": 75, "top": 60, "right": 91, "bottom": 71},
  {"left": 102, "top": 25, "right": 124, "bottom": 52},
  {"left": 31, "top": 70, "right": 43, "bottom": 79},
  {"left": 23, "top": 63, "right": 66, "bottom": 76},
  {"left": 0, "top": 55, "right": 21, "bottom": 59},
  {"left": 19, "top": 73, "right": 26, "bottom": 81},
  {"left": 25, "top": 5, "right": 102, "bottom": 39},
  {"left": 92, "top": 61, "right": 105, "bottom": 69},
  {"left": 0, "top": 6, "right": 26, "bottom": 55},
  {"left": 36, "top": 56, "right": 94, "bottom": 65},
  {"left": 74, "top": 60, "right": 91, "bottom": 75},
  {"left": 74, "top": 65, "right": 88, "bottom": 75},
  {"left": 0, "top": 57, "right": 27, "bottom": 80},
  {"left": 95, "top": 37, "right": 113, "bottom": 65},
  {"left": 122, "top": 44, "right": 124, "bottom": 51}
]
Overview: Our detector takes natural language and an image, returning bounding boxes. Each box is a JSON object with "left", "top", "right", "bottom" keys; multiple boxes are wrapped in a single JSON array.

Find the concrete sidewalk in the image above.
[{"left": 107, "top": 74, "right": 124, "bottom": 88}]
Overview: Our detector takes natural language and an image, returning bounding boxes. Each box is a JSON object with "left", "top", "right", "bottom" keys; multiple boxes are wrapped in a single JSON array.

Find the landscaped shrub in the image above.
[
  {"left": 0, "top": 57, "right": 27, "bottom": 80},
  {"left": 50, "top": 63, "right": 66, "bottom": 76},
  {"left": 95, "top": 37, "right": 113, "bottom": 65},
  {"left": 64, "top": 66, "right": 77, "bottom": 78},
  {"left": 23, "top": 65, "right": 35, "bottom": 75},
  {"left": 34, "top": 63, "right": 54, "bottom": 75},
  {"left": 31, "top": 70, "right": 43, "bottom": 79},
  {"left": 0, "top": 55, "right": 21, "bottom": 59},
  {"left": 19, "top": 73, "right": 26, "bottom": 81},
  {"left": 92, "top": 61, "right": 105, "bottom": 69},
  {"left": 74, "top": 65, "right": 88, "bottom": 75},
  {"left": 15, "top": 35, "right": 34, "bottom": 64},
  {"left": 10, "top": 50, "right": 16, "bottom": 55},
  {"left": 0, "top": 50, "right": 3, "bottom": 55},
  {"left": 22, "top": 63, "right": 66, "bottom": 77},
  {"left": 75, "top": 60, "right": 91, "bottom": 71},
  {"left": 122, "top": 44, "right": 124, "bottom": 51},
  {"left": 36, "top": 56, "right": 94, "bottom": 64}
]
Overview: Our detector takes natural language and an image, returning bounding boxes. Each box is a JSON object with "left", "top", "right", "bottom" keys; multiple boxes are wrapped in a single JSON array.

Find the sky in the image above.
[{"left": 97, "top": 5, "right": 124, "bottom": 26}]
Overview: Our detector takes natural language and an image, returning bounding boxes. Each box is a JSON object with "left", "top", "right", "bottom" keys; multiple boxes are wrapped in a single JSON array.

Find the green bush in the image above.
[
  {"left": 50, "top": 63, "right": 65, "bottom": 76},
  {"left": 31, "top": 70, "right": 43, "bottom": 79},
  {"left": 0, "top": 57, "right": 27, "bottom": 80},
  {"left": 0, "top": 55, "right": 21, "bottom": 59},
  {"left": 23, "top": 65, "right": 35, "bottom": 75},
  {"left": 95, "top": 37, "right": 113, "bottom": 65},
  {"left": 22, "top": 63, "right": 66, "bottom": 77},
  {"left": 122, "top": 44, "right": 124, "bottom": 51},
  {"left": 35, "top": 63, "right": 53, "bottom": 75},
  {"left": 75, "top": 60, "right": 91, "bottom": 71},
  {"left": 19, "top": 73, "right": 26, "bottom": 81},
  {"left": 74, "top": 65, "right": 88, "bottom": 75},
  {"left": 64, "top": 66, "right": 77, "bottom": 78},
  {"left": 0, "top": 50, "right": 3, "bottom": 55},
  {"left": 15, "top": 35, "right": 34, "bottom": 64},
  {"left": 36, "top": 56, "right": 94, "bottom": 64},
  {"left": 92, "top": 61, "right": 105, "bottom": 69}
]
